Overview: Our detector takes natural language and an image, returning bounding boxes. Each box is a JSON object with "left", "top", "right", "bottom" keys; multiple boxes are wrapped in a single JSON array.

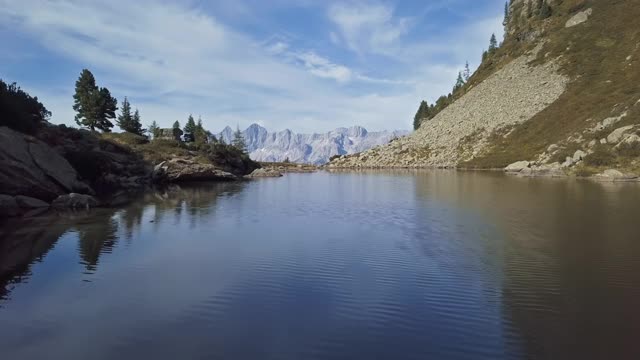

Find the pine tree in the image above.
[
  {"left": 95, "top": 87, "right": 117, "bottom": 132},
  {"left": 463, "top": 61, "right": 471, "bottom": 82},
  {"left": 454, "top": 71, "right": 465, "bottom": 92},
  {"left": 183, "top": 114, "right": 197, "bottom": 142},
  {"left": 503, "top": 2, "right": 509, "bottom": 26},
  {"left": 194, "top": 116, "right": 208, "bottom": 146},
  {"left": 539, "top": 0, "right": 552, "bottom": 19},
  {"left": 489, "top": 33, "right": 498, "bottom": 52},
  {"left": 131, "top": 109, "right": 143, "bottom": 135},
  {"left": 413, "top": 101, "right": 430, "bottom": 131},
  {"left": 116, "top": 97, "right": 133, "bottom": 132},
  {"left": 148, "top": 120, "right": 160, "bottom": 139},
  {"left": 232, "top": 126, "right": 247, "bottom": 153},
  {"left": 172, "top": 120, "right": 183, "bottom": 141},
  {"left": 73, "top": 69, "right": 117, "bottom": 132}
]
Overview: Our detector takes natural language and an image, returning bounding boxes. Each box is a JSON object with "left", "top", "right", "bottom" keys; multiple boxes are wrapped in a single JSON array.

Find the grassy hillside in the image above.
[{"left": 462, "top": 0, "right": 640, "bottom": 171}]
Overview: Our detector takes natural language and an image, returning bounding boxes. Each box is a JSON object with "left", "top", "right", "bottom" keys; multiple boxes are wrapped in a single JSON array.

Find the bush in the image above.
[
  {"left": 204, "top": 143, "right": 259, "bottom": 176},
  {"left": 0, "top": 79, "right": 51, "bottom": 134},
  {"left": 616, "top": 141, "right": 640, "bottom": 158},
  {"left": 583, "top": 146, "right": 617, "bottom": 167}
]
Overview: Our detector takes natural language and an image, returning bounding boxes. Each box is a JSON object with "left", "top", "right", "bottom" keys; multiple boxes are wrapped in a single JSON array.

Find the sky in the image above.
[{"left": 0, "top": 0, "right": 505, "bottom": 133}]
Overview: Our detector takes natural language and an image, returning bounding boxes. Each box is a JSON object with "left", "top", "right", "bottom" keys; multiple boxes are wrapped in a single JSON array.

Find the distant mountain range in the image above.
[{"left": 218, "top": 124, "right": 408, "bottom": 165}]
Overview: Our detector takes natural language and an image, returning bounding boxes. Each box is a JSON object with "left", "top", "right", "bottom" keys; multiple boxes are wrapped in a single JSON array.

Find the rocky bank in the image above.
[{"left": 0, "top": 125, "right": 261, "bottom": 218}]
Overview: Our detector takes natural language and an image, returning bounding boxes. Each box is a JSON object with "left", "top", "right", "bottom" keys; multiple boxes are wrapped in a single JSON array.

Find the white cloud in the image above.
[
  {"left": 327, "top": 2, "right": 410, "bottom": 55},
  {"left": 0, "top": 0, "right": 506, "bottom": 134}
]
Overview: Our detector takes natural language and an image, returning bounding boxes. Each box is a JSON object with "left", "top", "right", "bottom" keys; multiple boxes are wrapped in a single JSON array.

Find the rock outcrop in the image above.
[
  {"left": 244, "top": 168, "right": 283, "bottom": 178},
  {"left": 0, "top": 126, "right": 93, "bottom": 201},
  {"left": 160, "top": 158, "right": 238, "bottom": 182}
]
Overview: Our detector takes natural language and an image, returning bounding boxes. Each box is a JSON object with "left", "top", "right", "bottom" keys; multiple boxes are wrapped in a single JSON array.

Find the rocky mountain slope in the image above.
[
  {"left": 330, "top": 0, "right": 640, "bottom": 179},
  {"left": 218, "top": 124, "right": 407, "bottom": 164}
]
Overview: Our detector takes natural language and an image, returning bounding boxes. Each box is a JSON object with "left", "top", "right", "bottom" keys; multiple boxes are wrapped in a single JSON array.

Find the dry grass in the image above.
[{"left": 461, "top": 0, "right": 640, "bottom": 169}]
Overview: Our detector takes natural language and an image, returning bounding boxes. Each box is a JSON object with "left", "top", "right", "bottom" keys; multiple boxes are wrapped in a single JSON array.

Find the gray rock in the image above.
[
  {"left": 593, "top": 169, "right": 639, "bottom": 182},
  {"left": 164, "top": 159, "right": 238, "bottom": 182},
  {"left": 244, "top": 168, "right": 284, "bottom": 178},
  {"left": 0, "top": 194, "right": 20, "bottom": 217},
  {"left": 51, "top": 193, "right": 99, "bottom": 209},
  {"left": 0, "top": 126, "right": 92, "bottom": 201},
  {"left": 565, "top": 8, "right": 593, "bottom": 28},
  {"left": 15, "top": 195, "right": 49, "bottom": 208},
  {"left": 573, "top": 150, "right": 587, "bottom": 162},
  {"left": 519, "top": 163, "right": 566, "bottom": 178},
  {"left": 505, "top": 161, "right": 531, "bottom": 172},
  {"left": 607, "top": 125, "right": 635, "bottom": 144}
]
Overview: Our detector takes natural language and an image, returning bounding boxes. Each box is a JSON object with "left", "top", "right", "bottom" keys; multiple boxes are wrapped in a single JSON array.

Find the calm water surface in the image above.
[{"left": 1, "top": 171, "right": 640, "bottom": 359}]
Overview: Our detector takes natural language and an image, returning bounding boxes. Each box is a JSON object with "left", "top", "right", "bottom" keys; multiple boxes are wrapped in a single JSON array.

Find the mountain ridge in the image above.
[{"left": 218, "top": 124, "right": 408, "bottom": 165}]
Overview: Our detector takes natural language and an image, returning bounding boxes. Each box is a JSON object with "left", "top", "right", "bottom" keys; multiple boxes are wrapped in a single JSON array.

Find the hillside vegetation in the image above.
[{"left": 330, "top": 0, "right": 640, "bottom": 178}]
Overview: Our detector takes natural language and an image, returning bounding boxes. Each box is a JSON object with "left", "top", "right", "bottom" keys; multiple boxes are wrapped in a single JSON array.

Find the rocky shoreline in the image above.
[
  {"left": 325, "top": 163, "right": 640, "bottom": 183},
  {"left": 0, "top": 125, "right": 314, "bottom": 219}
]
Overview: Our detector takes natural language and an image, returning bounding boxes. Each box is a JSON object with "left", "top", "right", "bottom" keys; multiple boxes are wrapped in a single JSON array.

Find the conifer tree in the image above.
[
  {"left": 489, "top": 33, "right": 498, "bottom": 52},
  {"left": 454, "top": 72, "right": 465, "bottom": 92},
  {"left": 463, "top": 61, "right": 471, "bottom": 82},
  {"left": 73, "top": 69, "right": 117, "bottom": 132},
  {"left": 131, "top": 109, "right": 143, "bottom": 135},
  {"left": 184, "top": 114, "right": 197, "bottom": 141},
  {"left": 413, "top": 100, "right": 431, "bottom": 130},
  {"left": 232, "top": 126, "right": 247, "bottom": 153},
  {"left": 148, "top": 120, "right": 160, "bottom": 139},
  {"left": 503, "top": 2, "right": 509, "bottom": 26},
  {"left": 538, "top": 0, "right": 552, "bottom": 19},
  {"left": 194, "top": 117, "right": 208, "bottom": 146},
  {"left": 172, "top": 120, "right": 183, "bottom": 140},
  {"left": 116, "top": 96, "right": 133, "bottom": 131}
]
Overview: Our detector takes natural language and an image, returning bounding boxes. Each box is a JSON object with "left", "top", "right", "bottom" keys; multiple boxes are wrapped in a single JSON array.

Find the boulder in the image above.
[
  {"left": 244, "top": 168, "right": 284, "bottom": 178},
  {"left": 593, "top": 169, "right": 639, "bottom": 182},
  {"left": 0, "top": 126, "right": 93, "bottom": 201},
  {"left": 573, "top": 150, "right": 587, "bottom": 162},
  {"left": 505, "top": 161, "right": 530, "bottom": 172},
  {"left": 518, "top": 163, "right": 566, "bottom": 178},
  {"left": 51, "top": 193, "right": 100, "bottom": 209},
  {"left": 15, "top": 195, "right": 49, "bottom": 208},
  {"left": 164, "top": 159, "right": 238, "bottom": 182},
  {"left": 607, "top": 125, "right": 635, "bottom": 144},
  {"left": 565, "top": 8, "right": 593, "bottom": 28},
  {"left": 0, "top": 194, "right": 20, "bottom": 217}
]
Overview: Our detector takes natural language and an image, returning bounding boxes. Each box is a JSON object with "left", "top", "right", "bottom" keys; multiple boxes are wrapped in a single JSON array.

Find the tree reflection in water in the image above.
[{"left": 0, "top": 182, "right": 245, "bottom": 301}]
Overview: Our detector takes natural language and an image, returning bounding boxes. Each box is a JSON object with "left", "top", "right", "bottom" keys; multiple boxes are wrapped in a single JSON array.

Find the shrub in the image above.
[
  {"left": 204, "top": 143, "right": 259, "bottom": 176},
  {"left": 616, "top": 141, "right": 640, "bottom": 158},
  {"left": 0, "top": 79, "right": 51, "bottom": 134},
  {"left": 583, "top": 146, "right": 617, "bottom": 167}
]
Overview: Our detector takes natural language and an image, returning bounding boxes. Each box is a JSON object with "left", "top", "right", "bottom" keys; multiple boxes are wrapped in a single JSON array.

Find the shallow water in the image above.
[{"left": 1, "top": 170, "right": 640, "bottom": 359}]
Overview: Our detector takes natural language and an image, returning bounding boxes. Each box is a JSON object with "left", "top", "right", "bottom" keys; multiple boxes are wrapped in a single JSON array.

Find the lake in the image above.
[{"left": 1, "top": 170, "right": 640, "bottom": 359}]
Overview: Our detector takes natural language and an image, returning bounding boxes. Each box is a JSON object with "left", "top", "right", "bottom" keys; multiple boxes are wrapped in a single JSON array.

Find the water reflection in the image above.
[
  {"left": 1, "top": 172, "right": 640, "bottom": 359},
  {"left": 410, "top": 171, "right": 640, "bottom": 359},
  {"left": 0, "top": 182, "right": 245, "bottom": 301}
]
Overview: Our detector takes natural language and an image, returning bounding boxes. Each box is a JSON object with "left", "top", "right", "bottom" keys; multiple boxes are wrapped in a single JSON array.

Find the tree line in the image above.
[
  {"left": 72, "top": 69, "right": 248, "bottom": 153},
  {"left": 1, "top": 69, "right": 250, "bottom": 155}
]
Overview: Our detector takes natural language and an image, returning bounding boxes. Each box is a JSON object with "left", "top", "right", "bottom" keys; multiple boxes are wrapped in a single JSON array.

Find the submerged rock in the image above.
[
  {"left": 51, "top": 193, "right": 100, "bottom": 209},
  {"left": 593, "top": 169, "right": 639, "bottom": 182}
]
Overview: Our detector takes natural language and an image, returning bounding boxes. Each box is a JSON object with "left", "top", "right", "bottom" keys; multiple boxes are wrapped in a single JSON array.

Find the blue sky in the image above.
[{"left": 0, "top": 0, "right": 504, "bottom": 133}]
